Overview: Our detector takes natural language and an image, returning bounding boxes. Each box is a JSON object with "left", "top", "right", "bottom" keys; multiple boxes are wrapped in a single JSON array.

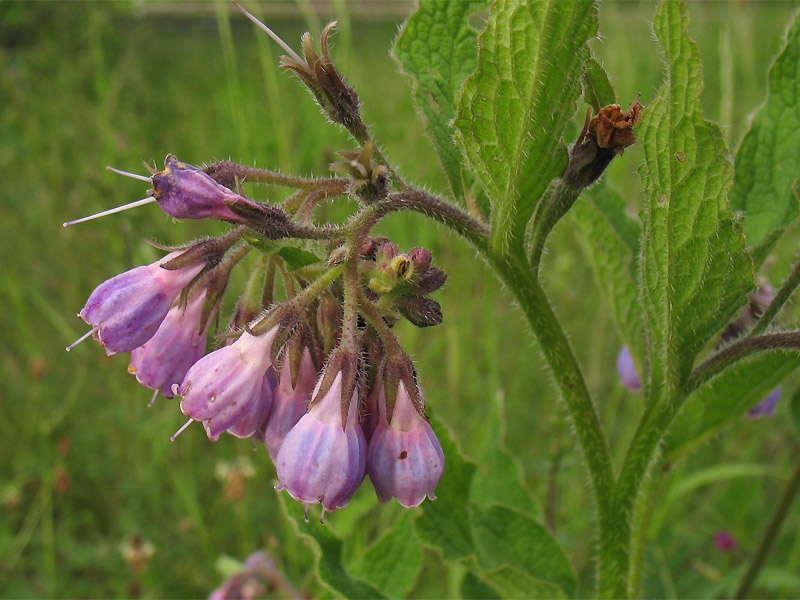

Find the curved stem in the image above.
[
  {"left": 734, "top": 458, "right": 800, "bottom": 599},
  {"left": 751, "top": 255, "right": 800, "bottom": 336},
  {"left": 687, "top": 331, "right": 800, "bottom": 394},
  {"left": 204, "top": 160, "right": 348, "bottom": 191}
]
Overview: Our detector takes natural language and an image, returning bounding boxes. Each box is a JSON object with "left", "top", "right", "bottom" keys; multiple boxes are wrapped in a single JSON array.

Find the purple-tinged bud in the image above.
[
  {"left": 262, "top": 349, "right": 317, "bottom": 460},
  {"left": 408, "top": 247, "right": 432, "bottom": 276},
  {"left": 397, "top": 296, "right": 443, "bottom": 328},
  {"left": 176, "top": 328, "right": 278, "bottom": 441},
  {"left": 276, "top": 372, "right": 366, "bottom": 514},
  {"left": 128, "top": 290, "right": 213, "bottom": 398},
  {"left": 79, "top": 252, "right": 205, "bottom": 355},
  {"left": 367, "top": 381, "right": 443, "bottom": 508},
  {"left": 208, "top": 550, "right": 276, "bottom": 600},
  {"left": 747, "top": 386, "right": 782, "bottom": 418},
  {"left": 415, "top": 266, "right": 447, "bottom": 294},
  {"left": 714, "top": 530, "right": 738, "bottom": 552},
  {"left": 151, "top": 155, "right": 262, "bottom": 222},
  {"left": 616, "top": 346, "right": 642, "bottom": 392}
]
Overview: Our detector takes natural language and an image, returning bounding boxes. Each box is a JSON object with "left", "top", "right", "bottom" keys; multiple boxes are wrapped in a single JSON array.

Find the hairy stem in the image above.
[
  {"left": 751, "top": 255, "right": 800, "bottom": 336},
  {"left": 205, "top": 160, "right": 348, "bottom": 191},
  {"left": 734, "top": 458, "right": 800, "bottom": 599},
  {"left": 687, "top": 331, "right": 800, "bottom": 394}
]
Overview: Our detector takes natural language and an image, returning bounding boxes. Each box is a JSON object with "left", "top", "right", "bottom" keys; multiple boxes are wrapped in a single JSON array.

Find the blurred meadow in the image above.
[{"left": 2, "top": 0, "right": 800, "bottom": 597}]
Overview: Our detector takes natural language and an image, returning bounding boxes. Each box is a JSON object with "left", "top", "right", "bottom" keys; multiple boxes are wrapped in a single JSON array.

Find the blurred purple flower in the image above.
[
  {"left": 367, "top": 381, "right": 444, "bottom": 508},
  {"left": 747, "top": 386, "right": 782, "bottom": 418},
  {"left": 714, "top": 530, "right": 738, "bottom": 552},
  {"left": 79, "top": 252, "right": 204, "bottom": 355},
  {"left": 616, "top": 346, "right": 642, "bottom": 392}
]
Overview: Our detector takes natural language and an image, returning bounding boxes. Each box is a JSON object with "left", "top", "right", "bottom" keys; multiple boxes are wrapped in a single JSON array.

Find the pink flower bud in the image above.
[
  {"left": 276, "top": 372, "right": 366, "bottom": 513},
  {"left": 128, "top": 290, "right": 213, "bottom": 398},
  {"left": 151, "top": 155, "right": 261, "bottom": 222},
  {"left": 367, "top": 381, "right": 443, "bottom": 508},
  {"left": 79, "top": 252, "right": 204, "bottom": 355},
  {"left": 176, "top": 328, "right": 278, "bottom": 441},
  {"left": 262, "top": 349, "right": 317, "bottom": 461}
]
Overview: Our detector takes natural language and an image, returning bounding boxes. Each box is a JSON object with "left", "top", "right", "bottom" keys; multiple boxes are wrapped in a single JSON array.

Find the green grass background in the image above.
[{"left": 2, "top": 1, "right": 800, "bottom": 597}]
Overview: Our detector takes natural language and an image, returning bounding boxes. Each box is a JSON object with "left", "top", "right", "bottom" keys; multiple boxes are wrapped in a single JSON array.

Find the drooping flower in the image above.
[
  {"left": 276, "top": 372, "right": 366, "bottom": 514},
  {"left": 366, "top": 380, "right": 443, "bottom": 508},
  {"left": 176, "top": 328, "right": 278, "bottom": 441},
  {"left": 262, "top": 348, "right": 317, "bottom": 461},
  {"left": 747, "top": 386, "right": 782, "bottom": 418},
  {"left": 151, "top": 155, "right": 264, "bottom": 222},
  {"left": 128, "top": 289, "right": 213, "bottom": 399},
  {"left": 616, "top": 346, "right": 642, "bottom": 392},
  {"left": 79, "top": 252, "right": 205, "bottom": 355}
]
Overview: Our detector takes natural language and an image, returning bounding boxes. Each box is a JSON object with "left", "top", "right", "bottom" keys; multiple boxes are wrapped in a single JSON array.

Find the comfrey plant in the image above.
[{"left": 65, "top": 1, "right": 800, "bottom": 598}]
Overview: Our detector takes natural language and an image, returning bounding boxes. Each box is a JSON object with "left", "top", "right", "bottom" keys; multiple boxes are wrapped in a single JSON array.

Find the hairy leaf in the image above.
[
  {"left": 470, "top": 392, "right": 539, "bottom": 516},
  {"left": 350, "top": 511, "right": 422, "bottom": 598},
  {"left": 277, "top": 494, "right": 386, "bottom": 599},
  {"left": 583, "top": 56, "right": 615, "bottom": 112},
  {"left": 415, "top": 416, "right": 477, "bottom": 560},
  {"left": 470, "top": 504, "right": 575, "bottom": 597},
  {"left": 393, "top": 0, "right": 489, "bottom": 203},
  {"left": 454, "top": 0, "right": 598, "bottom": 254},
  {"left": 574, "top": 181, "right": 644, "bottom": 368},
  {"left": 792, "top": 386, "right": 800, "bottom": 441},
  {"left": 730, "top": 10, "right": 800, "bottom": 264},
  {"left": 638, "top": 0, "right": 754, "bottom": 393},
  {"left": 665, "top": 351, "right": 800, "bottom": 462}
]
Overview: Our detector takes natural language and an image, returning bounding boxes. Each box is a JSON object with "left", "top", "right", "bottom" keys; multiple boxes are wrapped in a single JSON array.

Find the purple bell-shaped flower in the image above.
[
  {"left": 128, "top": 289, "right": 213, "bottom": 400},
  {"left": 747, "top": 386, "right": 782, "bottom": 418},
  {"left": 78, "top": 252, "right": 204, "bottom": 355},
  {"left": 176, "top": 328, "right": 278, "bottom": 441},
  {"left": 275, "top": 372, "right": 366, "bottom": 515},
  {"left": 367, "top": 381, "right": 444, "bottom": 508},
  {"left": 262, "top": 348, "right": 317, "bottom": 461}
]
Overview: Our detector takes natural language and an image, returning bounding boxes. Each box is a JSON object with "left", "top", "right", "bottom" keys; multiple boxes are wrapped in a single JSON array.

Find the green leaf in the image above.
[
  {"left": 470, "top": 392, "right": 539, "bottom": 516},
  {"left": 461, "top": 570, "right": 503, "bottom": 600},
  {"left": 274, "top": 246, "right": 323, "bottom": 271},
  {"left": 650, "top": 462, "right": 787, "bottom": 536},
  {"left": 573, "top": 181, "right": 644, "bottom": 368},
  {"left": 393, "top": 0, "right": 489, "bottom": 203},
  {"left": 454, "top": 0, "right": 598, "bottom": 254},
  {"left": 349, "top": 512, "right": 422, "bottom": 599},
  {"left": 638, "top": 0, "right": 754, "bottom": 392},
  {"left": 730, "top": 10, "right": 800, "bottom": 264},
  {"left": 277, "top": 494, "right": 387, "bottom": 599},
  {"left": 480, "top": 566, "right": 568, "bottom": 600},
  {"left": 665, "top": 351, "right": 800, "bottom": 462},
  {"left": 470, "top": 504, "right": 575, "bottom": 597},
  {"left": 415, "top": 416, "right": 477, "bottom": 561},
  {"left": 582, "top": 56, "right": 615, "bottom": 112},
  {"left": 243, "top": 231, "right": 322, "bottom": 271}
]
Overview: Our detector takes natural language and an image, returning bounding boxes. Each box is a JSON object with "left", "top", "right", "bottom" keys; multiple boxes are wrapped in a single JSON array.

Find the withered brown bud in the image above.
[
  {"left": 564, "top": 95, "right": 643, "bottom": 188},
  {"left": 281, "top": 22, "right": 367, "bottom": 140}
]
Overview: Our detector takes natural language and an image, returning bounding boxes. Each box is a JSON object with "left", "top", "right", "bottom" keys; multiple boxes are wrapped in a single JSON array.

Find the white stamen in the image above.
[
  {"left": 148, "top": 389, "right": 159, "bottom": 408},
  {"left": 231, "top": 0, "right": 305, "bottom": 66},
  {"left": 106, "top": 165, "right": 152, "bottom": 182},
  {"left": 170, "top": 418, "right": 194, "bottom": 441},
  {"left": 63, "top": 197, "right": 157, "bottom": 227},
  {"left": 66, "top": 327, "right": 97, "bottom": 352}
]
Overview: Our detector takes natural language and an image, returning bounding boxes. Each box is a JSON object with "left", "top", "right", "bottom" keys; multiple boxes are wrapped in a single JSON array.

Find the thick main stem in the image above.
[{"left": 488, "top": 252, "right": 617, "bottom": 587}]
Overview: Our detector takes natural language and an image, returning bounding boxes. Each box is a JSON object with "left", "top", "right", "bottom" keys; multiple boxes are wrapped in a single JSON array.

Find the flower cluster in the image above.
[{"left": 64, "top": 13, "right": 451, "bottom": 519}]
